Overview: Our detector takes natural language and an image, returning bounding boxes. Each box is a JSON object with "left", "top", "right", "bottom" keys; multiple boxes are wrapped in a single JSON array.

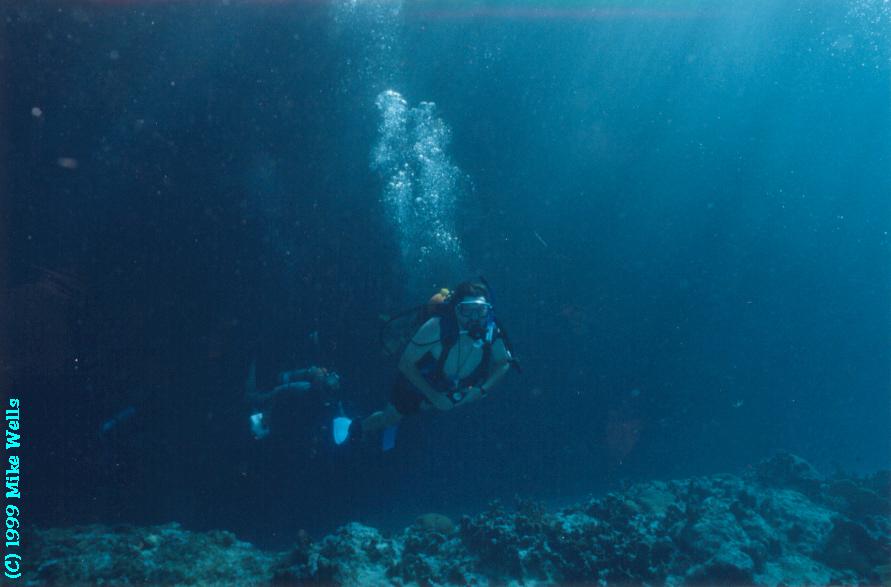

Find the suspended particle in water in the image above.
[
  {"left": 57, "top": 157, "right": 78, "bottom": 169},
  {"left": 31, "top": 106, "right": 42, "bottom": 117}
]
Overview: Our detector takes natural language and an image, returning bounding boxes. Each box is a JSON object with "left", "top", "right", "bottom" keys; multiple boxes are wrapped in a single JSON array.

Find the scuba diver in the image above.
[
  {"left": 247, "top": 364, "right": 341, "bottom": 440},
  {"left": 333, "top": 280, "right": 517, "bottom": 448}
]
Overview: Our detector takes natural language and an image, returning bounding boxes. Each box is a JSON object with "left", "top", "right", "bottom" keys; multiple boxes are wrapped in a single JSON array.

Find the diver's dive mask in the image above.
[
  {"left": 456, "top": 298, "right": 495, "bottom": 343},
  {"left": 456, "top": 299, "right": 492, "bottom": 321}
]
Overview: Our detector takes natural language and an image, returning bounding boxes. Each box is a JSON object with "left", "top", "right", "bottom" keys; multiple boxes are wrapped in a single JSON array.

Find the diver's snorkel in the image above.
[
  {"left": 476, "top": 275, "right": 523, "bottom": 374},
  {"left": 484, "top": 307, "right": 495, "bottom": 344},
  {"left": 478, "top": 276, "right": 497, "bottom": 344}
]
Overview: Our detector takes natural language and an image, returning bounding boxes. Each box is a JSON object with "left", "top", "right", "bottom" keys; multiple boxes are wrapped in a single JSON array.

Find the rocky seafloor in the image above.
[{"left": 25, "top": 453, "right": 890, "bottom": 586}]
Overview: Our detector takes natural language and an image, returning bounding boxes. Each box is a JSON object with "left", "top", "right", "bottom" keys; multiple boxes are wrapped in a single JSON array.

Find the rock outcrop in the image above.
[{"left": 25, "top": 453, "right": 890, "bottom": 586}]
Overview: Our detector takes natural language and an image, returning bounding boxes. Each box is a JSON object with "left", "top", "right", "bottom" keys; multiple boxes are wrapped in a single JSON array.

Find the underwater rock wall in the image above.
[{"left": 25, "top": 453, "right": 890, "bottom": 586}]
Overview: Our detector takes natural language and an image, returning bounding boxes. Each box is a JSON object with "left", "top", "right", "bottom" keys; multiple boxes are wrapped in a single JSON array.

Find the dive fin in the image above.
[
  {"left": 382, "top": 425, "right": 398, "bottom": 451},
  {"left": 250, "top": 412, "right": 270, "bottom": 440},
  {"left": 333, "top": 416, "right": 352, "bottom": 445}
]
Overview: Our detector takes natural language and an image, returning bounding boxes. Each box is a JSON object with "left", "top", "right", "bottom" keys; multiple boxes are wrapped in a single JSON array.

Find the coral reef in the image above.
[
  {"left": 25, "top": 522, "right": 279, "bottom": 585},
  {"left": 25, "top": 453, "right": 890, "bottom": 586}
]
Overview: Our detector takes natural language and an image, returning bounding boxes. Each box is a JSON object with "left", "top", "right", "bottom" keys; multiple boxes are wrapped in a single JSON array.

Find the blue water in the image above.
[{"left": 4, "top": 0, "right": 889, "bottom": 547}]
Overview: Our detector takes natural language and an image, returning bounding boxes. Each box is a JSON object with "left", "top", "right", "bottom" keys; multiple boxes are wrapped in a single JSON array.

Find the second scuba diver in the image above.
[
  {"left": 248, "top": 365, "right": 341, "bottom": 439},
  {"left": 334, "top": 281, "right": 515, "bottom": 447}
]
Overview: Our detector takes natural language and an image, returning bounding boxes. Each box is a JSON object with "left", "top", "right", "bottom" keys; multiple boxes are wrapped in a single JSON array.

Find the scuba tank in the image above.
[
  {"left": 379, "top": 288, "right": 452, "bottom": 358},
  {"left": 379, "top": 280, "right": 522, "bottom": 373}
]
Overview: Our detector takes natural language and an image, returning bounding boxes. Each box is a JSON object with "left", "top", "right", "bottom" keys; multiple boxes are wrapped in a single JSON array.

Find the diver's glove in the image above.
[
  {"left": 429, "top": 392, "right": 454, "bottom": 411},
  {"left": 459, "top": 386, "right": 484, "bottom": 405},
  {"left": 447, "top": 386, "right": 484, "bottom": 407}
]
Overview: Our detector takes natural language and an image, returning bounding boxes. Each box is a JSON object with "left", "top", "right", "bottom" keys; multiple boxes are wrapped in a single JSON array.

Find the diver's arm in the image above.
[
  {"left": 478, "top": 339, "right": 512, "bottom": 396},
  {"left": 278, "top": 366, "right": 330, "bottom": 394},
  {"left": 248, "top": 380, "right": 312, "bottom": 407},
  {"left": 479, "top": 362, "right": 510, "bottom": 394},
  {"left": 281, "top": 367, "right": 321, "bottom": 383},
  {"left": 398, "top": 318, "right": 453, "bottom": 411},
  {"left": 271, "top": 381, "right": 312, "bottom": 395},
  {"left": 453, "top": 361, "right": 510, "bottom": 408}
]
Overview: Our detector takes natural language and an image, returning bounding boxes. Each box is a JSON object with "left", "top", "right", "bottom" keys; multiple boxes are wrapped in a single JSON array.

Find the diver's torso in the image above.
[{"left": 431, "top": 331, "right": 484, "bottom": 383}]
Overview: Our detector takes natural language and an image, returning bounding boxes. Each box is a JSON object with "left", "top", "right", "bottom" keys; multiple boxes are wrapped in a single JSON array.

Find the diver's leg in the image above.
[
  {"left": 334, "top": 377, "right": 421, "bottom": 446},
  {"left": 333, "top": 404, "right": 400, "bottom": 446},
  {"left": 361, "top": 403, "right": 402, "bottom": 434}
]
